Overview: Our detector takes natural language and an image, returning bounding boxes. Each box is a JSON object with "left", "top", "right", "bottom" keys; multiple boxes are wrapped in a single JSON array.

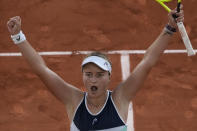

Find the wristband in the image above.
[
  {"left": 11, "top": 31, "right": 26, "bottom": 44},
  {"left": 164, "top": 28, "right": 173, "bottom": 35},
  {"left": 165, "top": 24, "right": 176, "bottom": 35}
]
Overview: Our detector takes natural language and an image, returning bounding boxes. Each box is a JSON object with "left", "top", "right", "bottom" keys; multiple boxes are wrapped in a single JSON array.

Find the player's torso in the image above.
[{"left": 70, "top": 90, "right": 127, "bottom": 131}]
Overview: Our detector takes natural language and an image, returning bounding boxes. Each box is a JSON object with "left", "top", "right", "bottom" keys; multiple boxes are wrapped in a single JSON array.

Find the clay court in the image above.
[{"left": 1, "top": 0, "right": 197, "bottom": 130}]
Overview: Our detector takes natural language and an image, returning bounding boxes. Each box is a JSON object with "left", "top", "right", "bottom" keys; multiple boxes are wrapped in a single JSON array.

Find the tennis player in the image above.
[{"left": 7, "top": 6, "right": 184, "bottom": 131}]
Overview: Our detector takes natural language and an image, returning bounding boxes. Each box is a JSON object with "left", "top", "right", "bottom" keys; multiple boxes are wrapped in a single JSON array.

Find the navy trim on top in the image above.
[{"left": 72, "top": 90, "right": 125, "bottom": 131}]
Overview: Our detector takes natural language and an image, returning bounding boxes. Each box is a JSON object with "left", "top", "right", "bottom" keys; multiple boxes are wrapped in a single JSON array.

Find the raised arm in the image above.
[
  {"left": 114, "top": 7, "right": 184, "bottom": 102},
  {"left": 7, "top": 16, "right": 83, "bottom": 108}
]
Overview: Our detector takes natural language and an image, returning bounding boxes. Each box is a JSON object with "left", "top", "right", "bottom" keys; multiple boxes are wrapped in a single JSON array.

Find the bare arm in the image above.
[
  {"left": 17, "top": 41, "right": 83, "bottom": 105},
  {"left": 114, "top": 7, "right": 184, "bottom": 102},
  {"left": 120, "top": 28, "right": 172, "bottom": 100},
  {"left": 7, "top": 16, "right": 83, "bottom": 107}
]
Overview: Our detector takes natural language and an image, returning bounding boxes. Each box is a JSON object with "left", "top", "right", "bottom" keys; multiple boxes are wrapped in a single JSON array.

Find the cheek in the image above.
[
  {"left": 100, "top": 77, "right": 110, "bottom": 86},
  {"left": 82, "top": 76, "right": 87, "bottom": 84},
  {"left": 83, "top": 76, "right": 90, "bottom": 86}
]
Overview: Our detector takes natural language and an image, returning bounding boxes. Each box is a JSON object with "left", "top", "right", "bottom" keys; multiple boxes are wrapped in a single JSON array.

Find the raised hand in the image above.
[
  {"left": 7, "top": 16, "right": 21, "bottom": 35},
  {"left": 168, "top": 4, "right": 184, "bottom": 28}
]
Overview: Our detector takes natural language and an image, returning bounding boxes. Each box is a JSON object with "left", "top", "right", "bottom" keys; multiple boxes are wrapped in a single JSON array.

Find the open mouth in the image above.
[{"left": 91, "top": 86, "right": 98, "bottom": 91}]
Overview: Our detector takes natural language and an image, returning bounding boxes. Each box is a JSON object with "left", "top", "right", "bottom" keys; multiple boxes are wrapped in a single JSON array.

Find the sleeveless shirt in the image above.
[{"left": 70, "top": 90, "right": 127, "bottom": 131}]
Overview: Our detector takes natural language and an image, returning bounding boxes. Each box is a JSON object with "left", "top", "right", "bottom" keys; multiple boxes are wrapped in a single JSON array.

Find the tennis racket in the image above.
[{"left": 156, "top": 0, "right": 196, "bottom": 56}]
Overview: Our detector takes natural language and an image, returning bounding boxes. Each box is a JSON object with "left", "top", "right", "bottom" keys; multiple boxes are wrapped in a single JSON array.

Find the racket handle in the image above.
[
  {"left": 177, "top": 22, "right": 196, "bottom": 56},
  {"left": 172, "top": 2, "right": 181, "bottom": 18},
  {"left": 177, "top": 2, "right": 181, "bottom": 12}
]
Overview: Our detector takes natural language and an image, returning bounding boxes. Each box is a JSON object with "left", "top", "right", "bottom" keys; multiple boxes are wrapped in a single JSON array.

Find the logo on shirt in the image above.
[
  {"left": 16, "top": 36, "right": 21, "bottom": 41},
  {"left": 92, "top": 118, "right": 98, "bottom": 126}
]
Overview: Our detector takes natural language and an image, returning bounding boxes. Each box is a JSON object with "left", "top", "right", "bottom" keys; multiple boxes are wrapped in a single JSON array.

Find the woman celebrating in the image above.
[{"left": 7, "top": 6, "right": 184, "bottom": 131}]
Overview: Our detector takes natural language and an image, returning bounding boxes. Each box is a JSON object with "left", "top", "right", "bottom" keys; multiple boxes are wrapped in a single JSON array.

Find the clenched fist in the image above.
[
  {"left": 168, "top": 5, "right": 184, "bottom": 28},
  {"left": 7, "top": 16, "right": 21, "bottom": 35}
]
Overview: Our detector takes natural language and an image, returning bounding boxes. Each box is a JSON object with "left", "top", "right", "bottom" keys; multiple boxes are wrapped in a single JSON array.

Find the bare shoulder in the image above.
[
  {"left": 112, "top": 83, "right": 130, "bottom": 105},
  {"left": 65, "top": 88, "right": 84, "bottom": 121},
  {"left": 111, "top": 85, "right": 130, "bottom": 123}
]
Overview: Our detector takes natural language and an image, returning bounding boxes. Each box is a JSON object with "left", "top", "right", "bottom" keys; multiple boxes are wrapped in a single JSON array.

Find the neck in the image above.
[{"left": 87, "top": 90, "right": 108, "bottom": 108}]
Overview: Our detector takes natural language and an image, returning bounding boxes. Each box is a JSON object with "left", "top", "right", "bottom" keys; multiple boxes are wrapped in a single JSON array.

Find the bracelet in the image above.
[
  {"left": 11, "top": 31, "right": 26, "bottom": 44},
  {"left": 165, "top": 24, "right": 176, "bottom": 35}
]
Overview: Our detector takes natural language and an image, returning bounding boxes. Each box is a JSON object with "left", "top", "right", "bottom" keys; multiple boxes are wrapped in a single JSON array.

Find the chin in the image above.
[{"left": 88, "top": 89, "right": 107, "bottom": 98}]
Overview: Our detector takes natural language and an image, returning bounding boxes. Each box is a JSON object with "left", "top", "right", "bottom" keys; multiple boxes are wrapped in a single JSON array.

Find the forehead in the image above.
[{"left": 82, "top": 63, "right": 106, "bottom": 72}]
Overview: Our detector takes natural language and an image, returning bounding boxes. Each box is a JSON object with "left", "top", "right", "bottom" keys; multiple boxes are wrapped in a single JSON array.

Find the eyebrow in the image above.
[
  {"left": 97, "top": 72, "right": 105, "bottom": 74},
  {"left": 84, "top": 72, "right": 105, "bottom": 73},
  {"left": 84, "top": 72, "right": 92, "bottom": 73}
]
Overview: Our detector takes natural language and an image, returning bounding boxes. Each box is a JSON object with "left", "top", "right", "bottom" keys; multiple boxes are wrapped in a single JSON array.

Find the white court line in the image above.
[
  {"left": 121, "top": 54, "right": 131, "bottom": 81},
  {"left": 120, "top": 54, "right": 134, "bottom": 131},
  {"left": 0, "top": 49, "right": 197, "bottom": 56}
]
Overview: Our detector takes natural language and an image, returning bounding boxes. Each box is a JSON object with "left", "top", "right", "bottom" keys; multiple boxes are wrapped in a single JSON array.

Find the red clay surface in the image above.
[{"left": 1, "top": 0, "right": 197, "bottom": 131}]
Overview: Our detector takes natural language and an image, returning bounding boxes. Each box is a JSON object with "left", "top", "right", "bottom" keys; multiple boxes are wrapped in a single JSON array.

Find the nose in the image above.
[{"left": 90, "top": 76, "right": 97, "bottom": 83}]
